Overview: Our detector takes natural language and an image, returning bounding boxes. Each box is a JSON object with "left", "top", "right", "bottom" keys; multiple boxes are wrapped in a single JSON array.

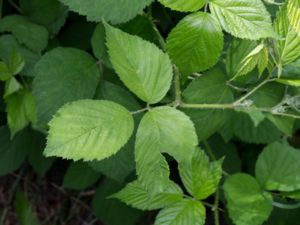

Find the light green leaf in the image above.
[
  {"left": 33, "top": 47, "right": 99, "bottom": 124},
  {"left": 4, "top": 77, "right": 22, "bottom": 98},
  {"left": 113, "top": 180, "right": 183, "bottom": 210},
  {"left": 44, "top": 100, "right": 134, "bottom": 161},
  {"left": 154, "top": 199, "right": 206, "bottom": 225},
  {"left": 63, "top": 162, "right": 101, "bottom": 190},
  {"left": 0, "top": 61, "right": 11, "bottom": 81},
  {"left": 257, "top": 46, "right": 269, "bottom": 76},
  {"left": 209, "top": 0, "right": 275, "bottom": 40},
  {"left": 179, "top": 149, "right": 223, "bottom": 200},
  {"left": 158, "top": 0, "right": 205, "bottom": 12},
  {"left": 59, "top": 0, "right": 153, "bottom": 24},
  {"left": 276, "top": 78, "right": 300, "bottom": 86},
  {"left": 288, "top": 0, "right": 300, "bottom": 35},
  {"left": 282, "top": 190, "right": 300, "bottom": 200},
  {"left": 0, "top": 15, "right": 49, "bottom": 52},
  {"left": 255, "top": 142, "right": 300, "bottom": 192},
  {"left": 182, "top": 68, "right": 233, "bottom": 141},
  {"left": 135, "top": 106, "right": 198, "bottom": 193},
  {"left": 105, "top": 24, "right": 173, "bottom": 104},
  {"left": 166, "top": 12, "right": 223, "bottom": 77},
  {"left": 6, "top": 89, "right": 36, "bottom": 138},
  {"left": 224, "top": 173, "right": 273, "bottom": 225},
  {"left": 274, "top": 5, "right": 300, "bottom": 65}
]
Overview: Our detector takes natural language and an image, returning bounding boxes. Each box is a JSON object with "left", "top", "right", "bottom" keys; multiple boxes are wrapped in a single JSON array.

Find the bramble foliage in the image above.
[{"left": 1, "top": 0, "right": 300, "bottom": 224}]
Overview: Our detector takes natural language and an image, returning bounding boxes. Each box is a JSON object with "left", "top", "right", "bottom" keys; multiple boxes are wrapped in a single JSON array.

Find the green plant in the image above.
[{"left": 1, "top": 0, "right": 300, "bottom": 224}]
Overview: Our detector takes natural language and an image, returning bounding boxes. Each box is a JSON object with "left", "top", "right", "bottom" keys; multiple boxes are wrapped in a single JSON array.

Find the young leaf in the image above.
[
  {"left": 113, "top": 180, "right": 183, "bottom": 210},
  {"left": 226, "top": 39, "right": 262, "bottom": 78},
  {"left": 105, "top": 24, "right": 173, "bottom": 104},
  {"left": 179, "top": 149, "right": 223, "bottom": 200},
  {"left": 0, "top": 35, "right": 41, "bottom": 77},
  {"left": 0, "top": 15, "right": 49, "bottom": 52},
  {"left": 58, "top": 0, "right": 153, "bottom": 24},
  {"left": 4, "top": 77, "right": 22, "bottom": 98},
  {"left": 287, "top": 0, "right": 300, "bottom": 35},
  {"left": 274, "top": 5, "right": 300, "bottom": 65},
  {"left": 44, "top": 100, "right": 134, "bottom": 161},
  {"left": 63, "top": 162, "right": 101, "bottom": 190},
  {"left": 209, "top": 0, "right": 275, "bottom": 40},
  {"left": 154, "top": 199, "right": 206, "bottom": 225},
  {"left": 8, "top": 51, "right": 25, "bottom": 75},
  {"left": 5, "top": 89, "right": 36, "bottom": 138},
  {"left": 158, "top": 0, "right": 205, "bottom": 12},
  {"left": 0, "top": 61, "right": 11, "bottom": 81},
  {"left": 166, "top": 12, "right": 223, "bottom": 78},
  {"left": 33, "top": 47, "right": 99, "bottom": 124},
  {"left": 224, "top": 173, "right": 273, "bottom": 225},
  {"left": 182, "top": 68, "right": 233, "bottom": 141},
  {"left": 255, "top": 142, "right": 300, "bottom": 192}
]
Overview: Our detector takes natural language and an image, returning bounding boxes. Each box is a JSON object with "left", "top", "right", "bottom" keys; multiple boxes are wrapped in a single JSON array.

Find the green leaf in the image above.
[
  {"left": 88, "top": 140, "right": 135, "bottom": 183},
  {"left": 5, "top": 89, "right": 36, "bottom": 138},
  {"left": 0, "top": 35, "right": 41, "bottom": 77},
  {"left": 45, "top": 100, "right": 134, "bottom": 161},
  {"left": 8, "top": 51, "right": 25, "bottom": 75},
  {"left": 0, "top": 15, "right": 49, "bottom": 52},
  {"left": 4, "top": 77, "right": 22, "bottom": 98},
  {"left": 91, "top": 81, "right": 140, "bottom": 183},
  {"left": 166, "top": 12, "right": 223, "bottom": 77},
  {"left": 288, "top": 0, "right": 300, "bottom": 35},
  {"left": 105, "top": 24, "right": 173, "bottom": 104},
  {"left": 220, "top": 111, "right": 283, "bottom": 144},
  {"left": 58, "top": 0, "right": 153, "bottom": 24},
  {"left": 255, "top": 142, "right": 300, "bottom": 192},
  {"left": 226, "top": 39, "right": 263, "bottom": 78},
  {"left": 27, "top": 130, "right": 54, "bottom": 177},
  {"left": 154, "top": 199, "right": 206, "bottom": 225},
  {"left": 95, "top": 81, "right": 141, "bottom": 112},
  {"left": 20, "top": 0, "right": 63, "bottom": 26},
  {"left": 179, "top": 149, "right": 223, "bottom": 200},
  {"left": 63, "top": 162, "right": 101, "bottom": 190},
  {"left": 182, "top": 68, "right": 233, "bottom": 141},
  {"left": 158, "top": 0, "right": 205, "bottom": 12},
  {"left": 92, "top": 179, "right": 142, "bottom": 225},
  {"left": 0, "top": 61, "right": 11, "bottom": 81},
  {"left": 15, "top": 190, "right": 41, "bottom": 225},
  {"left": 135, "top": 106, "right": 198, "bottom": 192},
  {"left": 224, "top": 173, "right": 273, "bottom": 225},
  {"left": 209, "top": 0, "right": 275, "bottom": 40},
  {"left": 91, "top": 23, "right": 112, "bottom": 68},
  {"left": 113, "top": 180, "right": 183, "bottom": 210},
  {"left": 274, "top": 5, "right": 300, "bottom": 65},
  {"left": 276, "top": 78, "right": 300, "bottom": 86},
  {"left": 33, "top": 47, "right": 99, "bottom": 124},
  {"left": 0, "top": 127, "right": 30, "bottom": 176}
]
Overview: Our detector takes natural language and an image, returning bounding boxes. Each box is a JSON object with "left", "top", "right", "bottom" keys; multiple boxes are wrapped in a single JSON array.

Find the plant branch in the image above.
[
  {"left": 173, "top": 65, "right": 182, "bottom": 107},
  {"left": 233, "top": 78, "right": 274, "bottom": 105},
  {"left": 272, "top": 201, "right": 300, "bottom": 209},
  {"left": 8, "top": 0, "right": 22, "bottom": 13},
  {"left": 213, "top": 190, "right": 220, "bottom": 225}
]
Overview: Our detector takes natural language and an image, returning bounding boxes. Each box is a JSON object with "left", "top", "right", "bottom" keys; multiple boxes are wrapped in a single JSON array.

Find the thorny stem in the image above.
[
  {"left": 173, "top": 65, "right": 182, "bottom": 107},
  {"left": 8, "top": 0, "right": 22, "bottom": 13}
]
